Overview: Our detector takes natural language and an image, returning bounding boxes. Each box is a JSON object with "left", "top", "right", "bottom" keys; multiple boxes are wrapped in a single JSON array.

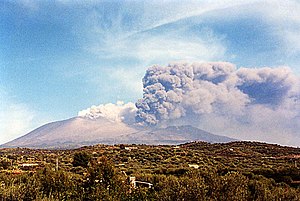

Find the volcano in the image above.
[{"left": 1, "top": 117, "right": 236, "bottom": 149}]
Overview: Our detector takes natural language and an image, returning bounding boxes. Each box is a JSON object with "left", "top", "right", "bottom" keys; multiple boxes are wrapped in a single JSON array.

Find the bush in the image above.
[{"left": 72, "top": 152, "right": 91, "bottom": 168}]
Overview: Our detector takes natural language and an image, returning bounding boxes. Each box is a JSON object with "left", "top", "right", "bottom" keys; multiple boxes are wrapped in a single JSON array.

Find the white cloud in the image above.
[{"left": 78, "top": 101, "right": 137, "bottom": 124}]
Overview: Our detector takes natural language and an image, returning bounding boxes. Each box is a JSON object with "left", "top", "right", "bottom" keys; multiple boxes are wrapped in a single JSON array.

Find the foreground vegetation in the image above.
[{"left": 1, "top": 141, "right": 300, "bottom": 200}]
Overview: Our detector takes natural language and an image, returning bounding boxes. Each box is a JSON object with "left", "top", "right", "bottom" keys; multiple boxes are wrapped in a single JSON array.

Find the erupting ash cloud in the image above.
[
  {"left": 78, "top": 101, "right": 137, "bottom": 124},
  {"left": 79, "top": 62, "right": 300, "bottom": 145},
  {"left": 135, "top": 62, "right": 300, "bottom": 144},
  {"left": 135, "top": 62, "right": 241, "bottom": 125}
]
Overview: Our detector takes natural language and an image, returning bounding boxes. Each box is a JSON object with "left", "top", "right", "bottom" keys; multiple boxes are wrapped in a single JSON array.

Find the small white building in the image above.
[
  {"left": 19, "top": 163, "right": 39, "bottom": 170},
  {"left": 188, "top": 164, "right": 199, "bottom": 169},
  {"left": 129, "top": 176, "right": 153, "bottom": 189}
]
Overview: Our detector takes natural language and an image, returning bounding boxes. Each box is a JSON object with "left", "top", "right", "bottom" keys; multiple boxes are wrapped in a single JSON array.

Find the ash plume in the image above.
[
  {"left": 135, "top": 62, "right": 300, "bottom": 144},
  {"left": 78, "top": 62, "right": 300, "bottom": 145}
]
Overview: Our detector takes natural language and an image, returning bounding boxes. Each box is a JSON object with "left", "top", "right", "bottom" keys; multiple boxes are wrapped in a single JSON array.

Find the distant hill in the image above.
[
  {"left": 1, "top": 117, "right": 236, "bottom": 149},
  {"left": 181, "top": 141, "right": 300, "bottom": 157}
]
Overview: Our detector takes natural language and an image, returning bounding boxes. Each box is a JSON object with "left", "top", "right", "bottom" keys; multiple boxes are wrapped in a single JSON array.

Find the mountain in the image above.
[{"left": 1, "top": 117, "right": 236, "bottom": 149}]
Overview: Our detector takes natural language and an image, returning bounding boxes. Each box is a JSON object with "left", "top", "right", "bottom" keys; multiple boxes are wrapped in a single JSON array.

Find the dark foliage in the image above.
[{"left": 72, "top": 152, "right": 91, "bottom": 168}]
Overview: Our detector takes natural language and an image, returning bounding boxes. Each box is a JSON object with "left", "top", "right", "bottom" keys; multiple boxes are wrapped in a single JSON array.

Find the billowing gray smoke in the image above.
[
  {"left": 135, "top": 62, "right": 300, "bottom": 145},
  {"left": 135, "top": 62, "right": 247, "bottom": 125}
]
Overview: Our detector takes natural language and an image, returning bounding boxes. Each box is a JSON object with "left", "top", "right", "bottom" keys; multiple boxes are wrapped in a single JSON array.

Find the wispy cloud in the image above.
[
  {"left": 77, "top": 0, "right": 251, "bottom": 62},
  {"left": 106, "top": 67, "right": 143, "bottom": 95},
  {"left": 0, "top": 88, "right": 35, "bottom": 144},
  {"left": 0, "top": 87, "right": 49, "bottom": 144},
  {"left": 87, "top": 32, "right": 226, "bottom": 64},
  {"left": 250, "top": 1, "right": 300, "bottom": 56},
  {"left": 18, "top": 0, "right": 39, "bottom": 10}
]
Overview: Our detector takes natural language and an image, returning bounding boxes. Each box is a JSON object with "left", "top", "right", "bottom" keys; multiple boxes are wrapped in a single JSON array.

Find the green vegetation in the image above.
[{"left": 1, "top": 141, "right": 300, "bottom": 200}]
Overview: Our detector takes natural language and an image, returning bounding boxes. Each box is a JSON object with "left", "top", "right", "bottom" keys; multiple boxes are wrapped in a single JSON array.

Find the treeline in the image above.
[{"left": 1, "top": 153, "right": 300, "bottom": 201}]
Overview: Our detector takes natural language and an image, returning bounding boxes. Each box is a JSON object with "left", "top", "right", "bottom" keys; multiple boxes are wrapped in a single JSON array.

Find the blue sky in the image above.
[{"left": 1, "top": 0, "right": 300, "bottom": 144}]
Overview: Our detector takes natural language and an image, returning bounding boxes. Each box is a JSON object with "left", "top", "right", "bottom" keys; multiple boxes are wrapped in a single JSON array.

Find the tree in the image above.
[
  {"left": 83, "top": 157, "right": 128, "bottom": 200},
  {"left": 72, "top": 152, "right": 91, "bottom": 168},
  {"left": 0, "top": 160, "right": 10, "bottom": 170}
]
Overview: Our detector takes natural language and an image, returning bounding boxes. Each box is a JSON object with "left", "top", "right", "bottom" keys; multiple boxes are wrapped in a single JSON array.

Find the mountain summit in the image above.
[{"left": 2, "top": 117, "right": 236, "bottom": 149}]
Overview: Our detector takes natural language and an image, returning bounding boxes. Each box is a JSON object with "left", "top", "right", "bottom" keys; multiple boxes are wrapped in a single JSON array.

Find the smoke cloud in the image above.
[
  {"left": 78, "top": 101, "right": 137, "bottom": 124},
  {"left": 135, "top": 62, "right": 300, "bottom": 145},
  {"left": 78, "top": 62, "right": 300, "bottom": 145}
]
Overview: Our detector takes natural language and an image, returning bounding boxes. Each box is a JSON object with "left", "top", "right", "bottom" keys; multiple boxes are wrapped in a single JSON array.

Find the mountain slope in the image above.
[
  {"left": 2, "top": 117, "right": 139, "bottom": 149},
  {"left": 2, "top": 117, "right": 236, "bottom": 149},
  {"left": 119, "top": 125, "right": 236, "bottom": 144}
]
